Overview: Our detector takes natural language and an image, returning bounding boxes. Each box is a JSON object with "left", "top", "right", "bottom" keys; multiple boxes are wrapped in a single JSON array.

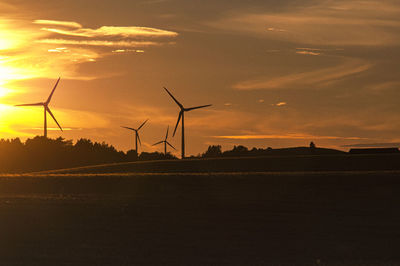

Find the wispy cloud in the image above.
[
  {"left": 341, "top": 143, "right": 400, "bottom": 148},
  {"left": 34, "top": 19, "right": 178, "bottom": 47},
  {"left": 0, "top": 17, "right": 179, "bottom": 83},
  {"left": 368, "top": 81, "right": 400, "bottom": 92},
  {"left": 36, "top": 39, "right": 161, "bottom": 47},
  {"left": 266, "top": 27, "right": 286, "bottom": 32},
  {"left": 47, "top": 47, "right": 69, "bottom": 53},
  {"left": 296, "top": 50, "right": 321, "bottom": 56},
  {"left": 214, "top": 134, "right": 365, "bottom": 140},
  {"left": 37, "top": 24, "right": 178, "bottom": 38},
  {"left": 209, "top": 0, "right": 400, "bottom": 46},
  {"left": 30, "top": 127, "right": 77, "bottom": 131},
  {"left": 296, "top": 48, "right": 323, "bottom": 51},
  {"left": 0, "top": 2, "right": 17, "bottom": 14},
  {"left": 112, "top": 49, "right": 144, "bottom": 53},
  {"left": 34, "top": 20, "right": 81, "bottom": 29},
  {"left": 274, "top": 102, "right": 287, "bottom": 107},
  {"left": 233, "top": 58, "right": 372, "bottom": 90}
]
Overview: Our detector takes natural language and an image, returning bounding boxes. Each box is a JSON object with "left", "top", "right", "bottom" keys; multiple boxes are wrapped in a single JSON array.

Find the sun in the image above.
[
  {"left": 0, "top": 87, "right": 7, "bottom": 97},
  {"left": 0, "top": 39, "right": 14, "bottom": 51},
  {"left": 0, "top": 71, "right": 9, "bottom": 98},
  {"left": 0, "top": 54, "right": 31, "bottom": 98},
  {"left": 0, "top": 19, "right": 27, "bottom": 51},
  {"left": 0, "top": 64, "right": 19, "bottom": 98}
]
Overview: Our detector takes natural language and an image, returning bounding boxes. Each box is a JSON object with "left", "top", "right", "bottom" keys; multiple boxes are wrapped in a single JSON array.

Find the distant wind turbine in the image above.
[
  {"left": 15, "top": 77, "right": 63, "bottom": 138},
  {"left": 153, "top": 126, "right": 176, "bottom": 155},
  {"left": 121, "top": 119, "right": 148, "bottom": 155},
  {"left": 164, "top": 87, "right": 211, "bottom": 159}
]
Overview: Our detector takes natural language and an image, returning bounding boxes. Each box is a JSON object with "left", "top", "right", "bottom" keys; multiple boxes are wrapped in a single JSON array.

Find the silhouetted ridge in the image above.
[
  {"left": 0, "top": 136, "right": 177, "bottom": 173},
  {"left": 202, "top": 145, "right": 345, "bottom": 158},
  {"left": 2, "top": 137, "right": 388, "bottom": 173}
]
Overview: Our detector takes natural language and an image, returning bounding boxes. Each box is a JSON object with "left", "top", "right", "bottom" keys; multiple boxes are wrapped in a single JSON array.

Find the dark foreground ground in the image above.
[
  {"left": 1, "top": 171, "right": 400, "bottom": 265},
  {"left": 34, "top": 153, "right": 400, "bottom": 174}
]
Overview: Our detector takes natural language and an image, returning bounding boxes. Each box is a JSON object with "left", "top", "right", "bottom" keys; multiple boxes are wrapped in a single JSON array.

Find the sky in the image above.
[{"left": 1, "top": 0, "right": 400, "bottom": 156}]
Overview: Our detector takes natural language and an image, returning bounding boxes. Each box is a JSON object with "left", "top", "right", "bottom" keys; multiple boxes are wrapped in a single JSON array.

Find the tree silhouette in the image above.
[
  {"left": 202, "top": 145, "right": 222, "bottom": 158},
  {"left": 0, "top": 137, "right": 345, "bottom": 173}
]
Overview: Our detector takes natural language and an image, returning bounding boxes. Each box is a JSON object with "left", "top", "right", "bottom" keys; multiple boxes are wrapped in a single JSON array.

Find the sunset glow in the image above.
[
  {"left": 0, "top": 0, "right": 399, "bottom": 155},
  {"left": 2, "top": 2, "right": 400, "bottom": 265}
]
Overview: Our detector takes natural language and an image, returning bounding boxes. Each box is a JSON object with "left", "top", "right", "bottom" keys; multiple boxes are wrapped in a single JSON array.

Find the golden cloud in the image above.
[
  {"left": 0, "top": 17, "right": 179, "bottom": 88},
  {"left": 266, "top": 27, "right": 286, "bottom": 32},
  {"left": 209, "top": 0, "right": 400, "bottom": 46},
  {"left": 36, "top": 39, "right": 160, "bottom": 47},
  {"left": 275, "top": 102, "right": 287, "bottom": 107},
  {"left": 233, "top": 58, "right": 372, "bottom": 90},
  {"left": 34, "top": 19, "right": 178, "bottom": 40},
  {"left": 39, "top": 25, "right": 178, "bottom": 38},
  {"left": 296, "top": 51, "right": 321, "bottom": 56},
  {"left": 34, "top": 20, "right": 82, "bottom": 29},
  {"left": 214, "top": 134, "right": 365, "bottom": 140}
]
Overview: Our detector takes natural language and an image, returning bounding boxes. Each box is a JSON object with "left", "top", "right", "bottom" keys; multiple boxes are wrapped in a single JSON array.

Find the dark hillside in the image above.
[{"left": 39, "top": 153, "right": 400, "bottom": 174}]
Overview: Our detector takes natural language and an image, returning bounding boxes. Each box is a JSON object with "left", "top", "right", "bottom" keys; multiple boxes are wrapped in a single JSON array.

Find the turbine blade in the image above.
[
  {"left": 173, "top": 111, "right": 182, "bottom": 137},
  {"left": 46, "top": 77, "right": 61, "bottom": 104},
  {"left": 137, "top": 133, "right": 142, "bottom": 146},
  {"left": 137, "top": 119, "right": 148, "bottom": 130},
  {"left": 15, "top": 102, "right": 44, "bottom": 107},
  {"left": 163, "top": 87, "right": 183, "bottom": 108},
  {"left": 121, "top": 126, "right": 136, "bottom": 131},
  {"left": 166, "top": 141, "right": 176, "bottom": 150},
  {"left": 165, "top": 125, "right": 169, "bottom": 140},
  {"left": 46, "top": 107, "right": 63, "bottom": 131},
  {"left": 152, "top": 141, "right": 164, "bottom": 146},
  {"left": 185, "top": 104, "right": 212, "bottom": 111}
]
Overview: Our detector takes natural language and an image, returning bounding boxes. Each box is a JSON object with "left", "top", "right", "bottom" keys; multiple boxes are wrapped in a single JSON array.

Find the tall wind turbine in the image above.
[
  {"left": 121, "top": 119, "right": 148, "bottom": 155},
  {"left": 153, "top": 126, "right": 176, "bottom": 155},
  {"left": 164, "top": 87, "right": 211, "bottom": 159},
  {"left": 15, "top": 77, "right": 63, "bottom": 138}
]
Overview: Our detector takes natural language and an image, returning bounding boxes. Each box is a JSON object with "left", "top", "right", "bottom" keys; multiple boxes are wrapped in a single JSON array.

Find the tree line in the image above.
[
  {"left": 0, "top": 137, "right": 342, "bottom": 173},
  {"left": 0, "top": 136, "right": 176, "bottom": 173}
]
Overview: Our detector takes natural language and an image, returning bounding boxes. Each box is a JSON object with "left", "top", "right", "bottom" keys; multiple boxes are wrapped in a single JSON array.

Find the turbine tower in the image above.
[
  {"left": 121, "top": 119, "right": 148, "bottom": 155},
  {"left": 164, "top": 87, "right": 211, "bottom": 159},
  {"left": 15, "top": 77, "right": 63, "bottom": 138},
  {"left": 153, "top": 126, "right": 176, "bottom": 155}
]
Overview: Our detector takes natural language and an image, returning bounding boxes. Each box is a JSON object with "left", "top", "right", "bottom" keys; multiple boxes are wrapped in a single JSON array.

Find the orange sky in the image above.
[{"left": 1, "top": 0, "right": 400, "bottom": 156}]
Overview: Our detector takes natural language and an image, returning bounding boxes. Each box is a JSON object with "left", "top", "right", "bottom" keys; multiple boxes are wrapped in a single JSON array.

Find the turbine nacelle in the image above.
[
  {"left": 152, "top": 126, "right": 176, "bottom": 154},
  {"left": 164, "top": 87, "right": 212, "bottom": 158},
  {"left": 121, "top": 119, "right": 148, "bottom": 153},
  {"left": 15, "top": 78, "right": 63, "bottom": 137}
]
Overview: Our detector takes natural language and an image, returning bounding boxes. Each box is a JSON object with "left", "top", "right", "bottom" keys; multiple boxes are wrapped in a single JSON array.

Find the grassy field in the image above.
[
  {"left": 1, "top": 171, "right": 400, "bottom": 265},
  {"left": 31, "top": 153, "right": 400, "bottom": 175}
]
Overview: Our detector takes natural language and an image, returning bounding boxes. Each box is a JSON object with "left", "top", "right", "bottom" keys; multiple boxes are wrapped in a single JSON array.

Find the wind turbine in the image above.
[
  {"left": 121, "top": 119, "right": 148, "bottom": 155},
  {"left": 164, "top": 87, "right": 211, "bottom": 159},
  {"left": 153, "top": 126, "right": 176, "bottom": 155},
  {"left": 15, "top": 77, "right": 63, "bottom": 138}
]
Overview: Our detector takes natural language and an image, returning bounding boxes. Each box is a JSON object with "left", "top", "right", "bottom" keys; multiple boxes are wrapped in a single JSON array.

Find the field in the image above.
[
  {"left": 1, "top": 170, "right": 400, "bottom": 265},
  {"left": 32, "top": 153, "right": 400, "bottom": 174}
]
